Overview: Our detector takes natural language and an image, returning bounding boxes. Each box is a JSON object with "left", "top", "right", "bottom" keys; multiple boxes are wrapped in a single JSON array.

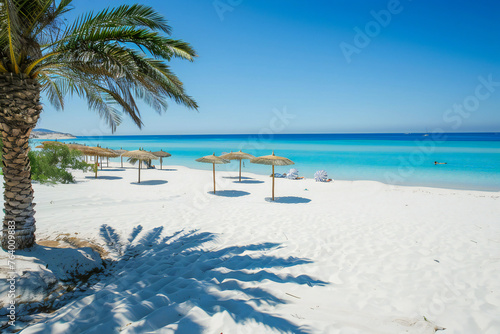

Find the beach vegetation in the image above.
[
  {"left": 29, "top": 143, "right": 91, "bottom": 184},
  {"left": 0, "top": 0, "right": 198, "bottom": 249}
]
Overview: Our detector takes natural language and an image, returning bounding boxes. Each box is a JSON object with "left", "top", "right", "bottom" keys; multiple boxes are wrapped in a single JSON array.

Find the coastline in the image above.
[
  {"left": 30, "top": 133, "right": 75, "bottom": 140},
  {"left": 125, "top": 163, "right": 500, "bottom": 193},
  {"left": 66, "top": 132, "right": 500, "bottom": 140},
  {"left": 31, "top": 134, "right": 500, "bottom": 192}
]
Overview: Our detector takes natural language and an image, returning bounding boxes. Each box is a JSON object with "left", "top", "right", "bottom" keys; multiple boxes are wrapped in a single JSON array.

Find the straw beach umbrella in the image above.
[
  {"left": 220, "top": 150, "right": 255, "bottom": 182},
  {"left": 121, "top": 150, "right": 158, "bottom": 183},
  {"left": 77, "top": 146, "right": 105, "bottom": 178},
  {"left": 195, "top": 153, "right": 229, "bottom": 194},
  {"left": 86, "top": 147, "right": 115, "bottom": 170},
  {"left": 250, "top": 151, "right": 294, "bottom": 201},
  {"left": 41, "top": 141, "right": 63, "bottom": 146},
  {"left": 113, "top": 148, "right": 128, "bottom": 168},
  {"left": 36, "top": 141, "right": 67, "bottom": 149},
  {"left": 152, "top": 150, "right": 172, "bottom": 170},
  {"left": 35, "top": 141, "right": 63, "bottom": 149},
  {"left": 99, "top": 148, "right": 120, "bottom": 167},
  {"left": 66, "top": 143, "right": 86, "bottom": 150},
  {"left": 66, "top": 143, "right": 89, "bottom": 162}
]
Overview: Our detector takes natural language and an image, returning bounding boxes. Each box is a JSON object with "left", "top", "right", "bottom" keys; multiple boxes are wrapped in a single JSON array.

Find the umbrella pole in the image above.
[
  {"left": 100, "top": 157, "right": 103, "bottom": 170},
  {"left": 239, "top": 159, "right": 242, "bottom": 182},
  {"left": 160, "top": 157, "right": 163, "bottom": 170},
  {"left": 213, "top": 163, "right": 216, "bottom": 194},
  {"left": 107, "top": 157, "right": 109, "bottom": 167},
  {"left": 95, "top": 155, "right": 98, "bottom": 178},
  {"left": 121, "top": 156, "right": 123, "bottom": 168},
  {"left": 272, "top": 165, "right": 275, "bottom": 201},
  {"left": 138, "top": 160, "right": 141, "bottom": 183}
]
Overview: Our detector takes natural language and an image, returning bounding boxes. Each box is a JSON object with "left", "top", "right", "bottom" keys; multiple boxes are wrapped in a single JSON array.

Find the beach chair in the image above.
[
  {"left": 314, "top": 170, "right": 332, "bottom": 182},
  {"left": 286, "top": 168, "right": 304, "bottom": 180},
  {"left": 286, "top": 168, "right": 299, "bottom": 179}
]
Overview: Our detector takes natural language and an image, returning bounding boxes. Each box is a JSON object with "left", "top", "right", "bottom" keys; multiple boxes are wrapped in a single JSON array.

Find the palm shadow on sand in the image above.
[{"left": 26, "top": 226, "right": 327, "bottom": 334}]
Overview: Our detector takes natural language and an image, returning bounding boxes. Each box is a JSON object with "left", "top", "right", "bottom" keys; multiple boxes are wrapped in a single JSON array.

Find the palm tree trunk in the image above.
[{"left": 0, "top": 73, "right": 42, "bottom": 250}]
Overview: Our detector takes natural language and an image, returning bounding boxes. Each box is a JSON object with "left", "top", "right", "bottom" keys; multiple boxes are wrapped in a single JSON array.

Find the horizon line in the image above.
[{"left": 66, "top": 131, "right": 500, "bottom": 137}]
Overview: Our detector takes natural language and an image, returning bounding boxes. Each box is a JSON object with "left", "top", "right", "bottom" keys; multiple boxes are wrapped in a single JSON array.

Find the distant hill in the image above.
[
  {"left": 30, "top": 129, "right": 75, "bottom": 139},
  {"left": 32, "top": 128, "right": 57, "bottom": 133}
]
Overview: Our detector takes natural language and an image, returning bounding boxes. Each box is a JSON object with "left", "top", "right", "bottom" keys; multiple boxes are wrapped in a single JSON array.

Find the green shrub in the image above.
[{"left": 29, "top": 143, "right": 91, "bottom": 184}]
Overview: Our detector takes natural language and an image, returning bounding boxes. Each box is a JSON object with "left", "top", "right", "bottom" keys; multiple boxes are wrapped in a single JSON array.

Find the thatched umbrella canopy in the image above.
[
  {"left": 36, "top": 142, "right": 68, "bottom": 149},
  {"left": 66, "top": 143, "right": 86, "bottom": 150},
  {"left": 99, "top": 148, "right": 119, "bottom": 157},
  {"left": 35, "top": 141, "right": 64, "bottom": 149},
  {"left": 113, "top": 148, "right": 128, "bottom": 168},
  {"left": 121, "top": 150, "right": 158, "bottom": 183},
  {"left": 65, "top": 143, "right": 90, "bottom": 162},
  {"left": 81, "top": 147, "right": 115, "bottom": 170},
  {"left": 220, "top": 150, "right": 255, "bottom": 182},
  {"left": 195, "top": 153, "right": 229, "bottom": 194},
  {"left": 77, "top": 145, "right": 99, "bottom": 156},
  {"left": 250, "top": 151, "right": 294, "bottom": 201},
  {"left": 152, "top": 150, "right": 172, "bottom": 170},
  {"left": 75, "top": 146, "right": 106, "bottom": 178},
  {"left": 98, "top": 148, "right": 120, "bottom": 167},
  {"left": 41, "top": 141, "right": 64, "bottom": 146}
]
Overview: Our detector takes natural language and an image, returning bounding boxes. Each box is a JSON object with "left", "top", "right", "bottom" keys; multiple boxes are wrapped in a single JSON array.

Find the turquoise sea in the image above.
[{"left": 32, "top": 133, "right": 500, "bottom": 191}]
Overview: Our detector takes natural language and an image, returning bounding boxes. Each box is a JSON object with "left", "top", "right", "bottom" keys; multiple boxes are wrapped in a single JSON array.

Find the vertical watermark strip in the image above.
[{"left": 6, "top": 220, "right": 17, "bottom": 327}]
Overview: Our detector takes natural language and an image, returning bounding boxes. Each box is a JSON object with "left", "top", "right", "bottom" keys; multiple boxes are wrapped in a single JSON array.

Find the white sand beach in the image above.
[{"left": 1, "top": 163, "right": 499, "bottom": 333}]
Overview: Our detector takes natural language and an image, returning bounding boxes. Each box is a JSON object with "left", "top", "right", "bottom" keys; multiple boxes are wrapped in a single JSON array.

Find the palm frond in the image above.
[
  {"left": 127, "top": 157, "right": 138, "bottom": 165},
  {"left": 1, "top": 1, "right": 198, "bottom": 132},
  {"left": 39, "top": 42, "right": 197, "bottom": 126},
  {"left": 1, "top": 0, "right": 22, "bottom": 72},
  {"left": 64, "top": 4, "right": 172, "bottom": 37},
  {"left": 31, "top": 0, "right": 73, "bottom": 43},
  {"left": 38, "top": 71, "right": 64, "bottom": 109}
]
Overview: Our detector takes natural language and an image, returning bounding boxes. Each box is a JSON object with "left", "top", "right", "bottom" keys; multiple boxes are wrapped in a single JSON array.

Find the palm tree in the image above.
[{"left": 0, "top": 1, "right": 198, "bottom": 250}]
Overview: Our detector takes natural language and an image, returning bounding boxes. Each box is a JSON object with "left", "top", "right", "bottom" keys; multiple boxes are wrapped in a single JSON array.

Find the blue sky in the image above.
[{"left": 37, "top": 0, "right": 500, "bottom": 135}]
